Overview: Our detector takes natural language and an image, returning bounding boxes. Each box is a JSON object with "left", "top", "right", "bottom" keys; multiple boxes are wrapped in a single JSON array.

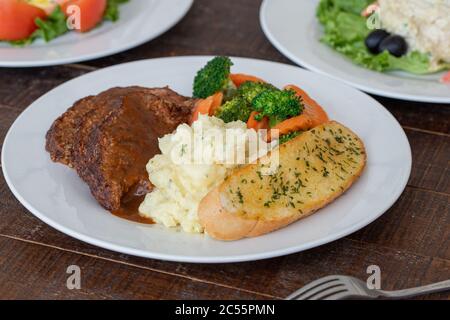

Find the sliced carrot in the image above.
[
  {"left": 209, "top": 92, "right": 224, "bottom": 115},
  {"left": 266, "top": 115, "right": 312, "bottom": 142},
  {"left": 230, "top": 73, "right": 266, "bottom": 87},
  {"left": 284, "top": 85, "right": 329, "bottom": 127},
  {"left": 247, "top": 111, "right": 269, "bottom": 130},
  {"left": 191, "top": 96, "right": 213, "bottom": 124},
  {"left": 191, "top": 92, "right": 223, "bottom": 124}
]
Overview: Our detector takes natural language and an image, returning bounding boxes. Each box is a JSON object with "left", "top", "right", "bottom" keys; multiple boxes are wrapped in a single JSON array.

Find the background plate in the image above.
[
  {"left": 1, "top": 56, "right": 411, "bottom": 263},
  {"left": 260, "top": 0, "right": 450, "bottom": 103},
  {"left": 0, "top": 0, "right": 193, "bottom": 67}
]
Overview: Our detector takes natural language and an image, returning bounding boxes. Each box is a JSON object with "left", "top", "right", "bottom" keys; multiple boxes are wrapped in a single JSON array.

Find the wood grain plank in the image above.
[
  {"left": 0, "top": 233, "right": 448, "bottom": 300},
  {"left": 0, "top": 106, "right": 21, "bottom": 154},
  {"left": 0, "top": 66, "right": 89, "bottom": 110},
  {"left": 81, "top": 0, "right": 290, "bottom": 68},
  {"left": 349, "top": 187, "right": 450, "bottom": 260},
  {"left": 0, "top": 236, "right": 265, "bottom": 300},
  {"left": 405, "top": 129, "right": 450, "bottom": 194},
  {"left": 379, "top": 99, "right": 450, "bottom": 135}
]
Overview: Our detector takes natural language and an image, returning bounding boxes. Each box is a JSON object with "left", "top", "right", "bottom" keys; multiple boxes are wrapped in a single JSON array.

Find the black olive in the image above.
[
  {"left": 365, "top": 29, "right": 390, "bottom": 54},
  {"left": 378, "top": 35, "right": 408, "bottom": 57}
]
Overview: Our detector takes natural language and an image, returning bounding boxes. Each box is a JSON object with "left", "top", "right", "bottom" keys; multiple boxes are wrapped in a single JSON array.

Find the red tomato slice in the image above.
[
  {"left": 0, "top": 0, "right": 46, "bottom": 41},
  {"left": 62, "top": 0, "right": 107, "bottom": 32}
]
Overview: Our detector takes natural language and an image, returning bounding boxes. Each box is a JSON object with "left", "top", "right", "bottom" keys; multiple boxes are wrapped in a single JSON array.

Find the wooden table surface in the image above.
[{"left": 0, "top": 0, "right": 449, "bottom": 300}]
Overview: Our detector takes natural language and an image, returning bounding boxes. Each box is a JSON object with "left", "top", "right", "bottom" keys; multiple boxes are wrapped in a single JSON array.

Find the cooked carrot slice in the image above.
[
  {"left": 191, "top": 97, "right": 213, "bottom": 124},
  {"left": 247, "top": 111, "right": 269, "bottom": 130},
  {"left": 266, "top": 114, "right": 312, "bottom": 142},
  {"left": 284, "top": 85, "right": 329, "bottom": 127},
  {"left": 191, "top": 92, "right": 223, "bottom": 124},
  {"left": 230, "top": 73, "right": 266, "bottom": 87},
  {"left": 209, "top": 92, "right": 224, "bottom": 116}
]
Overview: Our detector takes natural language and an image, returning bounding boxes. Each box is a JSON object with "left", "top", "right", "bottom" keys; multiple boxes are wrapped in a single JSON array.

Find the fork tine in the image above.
[
  {"left": 301, "top": 283, "right": 346, "bottom": 300},
  {"left": 286, "top": 276, "right": 341, "bottom": 300},
  {"left": 308, "top": 287, "right": 349, "bottom": 300}
]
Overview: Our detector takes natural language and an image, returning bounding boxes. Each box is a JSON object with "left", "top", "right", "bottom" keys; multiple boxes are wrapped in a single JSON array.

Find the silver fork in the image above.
[{"left": 286, "top": 275, "right": 450, "bottom": 300}]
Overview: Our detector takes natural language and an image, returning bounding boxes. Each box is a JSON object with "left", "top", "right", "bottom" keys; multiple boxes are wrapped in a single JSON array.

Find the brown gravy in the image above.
[
  {"left": 111, "top": 180, "right": 154, "bottom": 224},
  {"left": 112, "top": 195, "right": 154, "bottom": 224}
]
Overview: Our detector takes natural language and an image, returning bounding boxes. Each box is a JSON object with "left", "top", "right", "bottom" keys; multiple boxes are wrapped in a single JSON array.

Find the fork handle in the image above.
[{"left": 379, "top": 280, "right": 450, "bottom": 299}]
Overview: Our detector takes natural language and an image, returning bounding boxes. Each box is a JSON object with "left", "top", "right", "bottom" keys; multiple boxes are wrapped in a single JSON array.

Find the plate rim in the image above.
[
  {"left": 1, "top": 56, "right": 412, "bottom": 263},
  {"left": 0, "top": 0, "right": 193, "bottom": 68},
  {"left": 259, "top": 0, "right": 450, "bottom": 104}
]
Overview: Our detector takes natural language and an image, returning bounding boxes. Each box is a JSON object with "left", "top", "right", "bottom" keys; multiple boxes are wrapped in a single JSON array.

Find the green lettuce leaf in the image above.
[
  {"left": 33, "top": 6, "right": 69, "bottom": 42},
  {"left": 316, "top": 0, "right": 448, "bottom": 74}
]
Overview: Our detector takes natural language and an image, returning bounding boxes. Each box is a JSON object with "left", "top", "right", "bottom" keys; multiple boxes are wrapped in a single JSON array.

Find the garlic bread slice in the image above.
[{"left": 199, "top": 121, "right": 366, "bottom": 241}]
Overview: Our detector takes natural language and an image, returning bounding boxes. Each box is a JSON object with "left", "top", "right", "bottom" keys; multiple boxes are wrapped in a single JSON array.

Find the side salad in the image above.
[
  {"left": 191, "top": 56, "right": 330, "bottom": 143},
  {"left": 317, "top": 0, "right": 450, "bottom": 76},
  {"left": 0, "top": 0, "right": 128, "bottom": 45}
]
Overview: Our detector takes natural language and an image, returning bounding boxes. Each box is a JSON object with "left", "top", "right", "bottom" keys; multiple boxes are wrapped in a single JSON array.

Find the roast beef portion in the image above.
[{"left": 46, "top": 86, "right": 195, "bottom": 211}]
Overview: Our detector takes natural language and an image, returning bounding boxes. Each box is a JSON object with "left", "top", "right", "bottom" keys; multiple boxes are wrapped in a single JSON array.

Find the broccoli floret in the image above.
[
  {"left": 252, "top": 89, "right": 302, "bottom": 126},
  {"left": 238, "top": 81, "right": 277, "bottom": 104},
  {"left": 279, "top": 131, "right": 301, "bottom": 144},
  {"left": 193, "top": 56, "right": 234, "bottom": 99},
  {"left": 214, "top": 96, "right": 252, "bottom": 123}
]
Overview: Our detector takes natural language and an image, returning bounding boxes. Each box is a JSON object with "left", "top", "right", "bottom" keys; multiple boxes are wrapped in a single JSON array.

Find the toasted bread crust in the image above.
[{"left": 199, "top": 121, "right": 366, "bottom": 241}]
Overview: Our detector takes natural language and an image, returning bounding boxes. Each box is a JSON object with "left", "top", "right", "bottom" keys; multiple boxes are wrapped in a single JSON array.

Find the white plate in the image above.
[
  {"left": 1, "top": 56, "right": 411, "bottom": 263},
  {"left": 260, "top": 0, "right": 450, "bottom": 103},
  {"left": 0, "top": 0, "right": 193, "bottom": 67}
]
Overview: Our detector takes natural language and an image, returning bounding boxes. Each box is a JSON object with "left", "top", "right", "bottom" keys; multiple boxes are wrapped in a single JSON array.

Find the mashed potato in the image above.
[
  {"left": 379, "top": 0, "right": 450, "bottom": 68},
  {"left": 139, "top": 115, "right": 272, "bottom": 233}
]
